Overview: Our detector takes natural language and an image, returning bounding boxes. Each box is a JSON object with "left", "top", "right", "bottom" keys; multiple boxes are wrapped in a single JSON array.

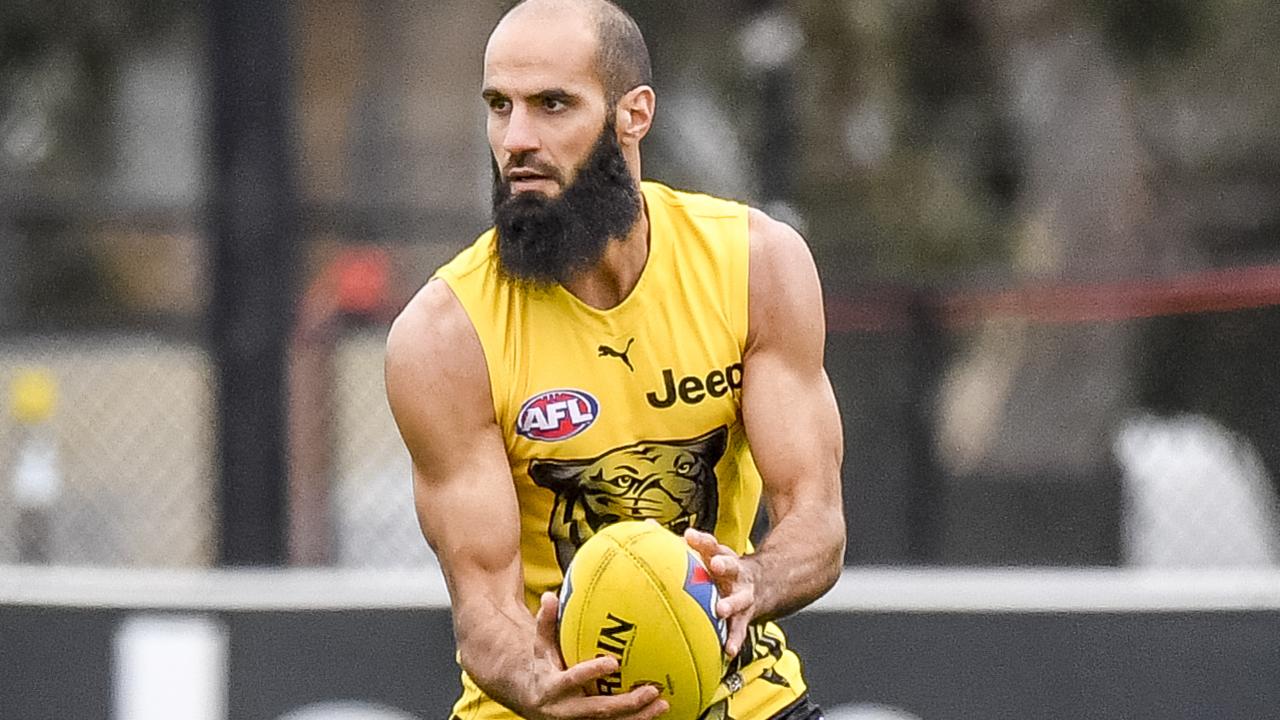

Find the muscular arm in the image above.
[
  {"left": 386, "top": 281, "right": 538, "bottom": 704},
  {"left": 386, "top": 280, "right": 663, "bottom": 720},
  {"left": 686, "top": 209, "right": 845, "bottom": 655},
  {"left": 739, "top": 209, "right": 846, "bottom": 618}
]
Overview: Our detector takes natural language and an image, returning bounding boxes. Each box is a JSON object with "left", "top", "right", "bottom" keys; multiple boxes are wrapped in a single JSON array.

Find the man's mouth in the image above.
[{"left": 506, "top": 167, "right": 558, "bottom": 191}]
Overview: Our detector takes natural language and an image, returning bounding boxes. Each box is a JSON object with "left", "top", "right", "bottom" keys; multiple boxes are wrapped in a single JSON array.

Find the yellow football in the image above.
[{"left": 557, "top": 521, "right": 727, "bottom": 719}]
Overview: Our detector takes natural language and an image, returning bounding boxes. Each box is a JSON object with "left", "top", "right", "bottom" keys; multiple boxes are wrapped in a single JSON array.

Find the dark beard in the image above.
[{"left": 491, "top": 123, "right": 642, "bottom": 288}]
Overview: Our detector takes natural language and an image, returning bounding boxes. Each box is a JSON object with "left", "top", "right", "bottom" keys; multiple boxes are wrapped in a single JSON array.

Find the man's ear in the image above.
[{"left": 615, "top": 85, "right": 656, "bottom": 146}]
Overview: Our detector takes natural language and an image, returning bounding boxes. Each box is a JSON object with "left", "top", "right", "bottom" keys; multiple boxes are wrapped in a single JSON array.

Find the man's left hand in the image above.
[{"left": 684, "top": 527, "right": 758, "bottom": 658}]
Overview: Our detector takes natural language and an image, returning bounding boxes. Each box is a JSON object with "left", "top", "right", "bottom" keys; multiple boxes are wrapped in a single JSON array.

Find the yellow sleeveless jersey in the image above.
[{"left": 434, "top": 181, "right": 807, "bottom": 720}]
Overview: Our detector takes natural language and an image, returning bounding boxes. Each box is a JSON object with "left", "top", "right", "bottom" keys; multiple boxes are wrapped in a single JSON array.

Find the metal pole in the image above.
[
  {"left": 10, "top": 368, "right": 60, "bottom": 563},
  {"left": 904, "top": 291, "right": 945, "bottom": 562},
  {"left": 207, "top": 0, "right": 299, "bottom": 565},
  {"left": 741, "top": 0, "right": 800, "bottom": 205}
]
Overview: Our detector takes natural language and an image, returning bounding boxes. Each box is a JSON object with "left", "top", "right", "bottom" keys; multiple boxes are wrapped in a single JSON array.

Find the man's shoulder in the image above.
[
  {"left": 743, "top": 207, "right": 822, "bottom": 351},
  {"left": 642, "top": 181, "right": 809, "bottom": 261},
  {"left": 384, "top": 279, "right": 497, "bottom": 447},
  {"left": 387, "top": 280, "right": 474, "bottom": 365},
  {"left": 398, "top": 216, "right": 513, "bottom": 383},
  {"left": 746, "top": 206, "right": 809, "bottom": 261},
  {"left": 642, "top": 180, "right": 747, "bottom": 221},
  {"left": 434, "top": 228, "right": 498, "bottom": 285},
  {"left": 389, "top": 223, "right": 498, "bottom": 358}
]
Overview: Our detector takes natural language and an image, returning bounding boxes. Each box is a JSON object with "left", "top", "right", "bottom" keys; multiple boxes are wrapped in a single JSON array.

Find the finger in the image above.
[
  {"left": 555, "top": 684, "right": 658, "bottom": 717},
  {"left": 684, "top": 530, "right": 733, "bottom": 575},
  {"left": 559, "top": 686, "right": 666, "bottom": 719},
  {"left": 639, "top": 698, "right": 671, "bottom": 720},
  {"left": 708, "top": 554, "right": 740, "bottom": 581},
  {"left": 535, "top": 592, "right": 566, "bottom": 670},
  {"left": 725, "top": 614, "right": 751, "bottom": 658},
  {"left": 618, "top": 696, "right": 670, "bottom": 720},
  {"left": 704, "top": 557, "right": 740, "bottom": 602},
  {"left": 694, "top": 534, "right": 739, "bottom": 567},
  {"left": 557, "top": 653, "right": 621, "bottom": 691},
  {"left": 683, "top": 528, "right": 718, "bottom": 557},
  {"left": 716, "top": 586, "right": 754, "bottom": 619}
]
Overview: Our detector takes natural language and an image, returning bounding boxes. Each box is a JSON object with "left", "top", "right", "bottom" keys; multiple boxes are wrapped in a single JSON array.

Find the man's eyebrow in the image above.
[
  {"left": 533, "top": 88, "right": 575, "bottom": 102},
  {"left": 481, "top": 87, "right": 579, "bottom": 104}
]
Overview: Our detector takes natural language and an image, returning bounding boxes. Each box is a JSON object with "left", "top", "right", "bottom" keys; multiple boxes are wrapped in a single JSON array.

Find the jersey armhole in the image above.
[
  {"left": 731, "top": 207, "right": 751, "bottom": 356},
  {"left": 431, "top": 271, "right": 509, "bottom": 437}
]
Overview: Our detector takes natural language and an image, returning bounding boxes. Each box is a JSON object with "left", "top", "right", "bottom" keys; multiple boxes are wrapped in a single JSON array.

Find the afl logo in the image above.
[{"left": 516, "top": 389, "right": 599, "bottom": 442}]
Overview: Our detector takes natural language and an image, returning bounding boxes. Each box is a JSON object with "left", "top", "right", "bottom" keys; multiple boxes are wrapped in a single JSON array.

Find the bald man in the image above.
[{"left": 385, "top": 2, "right": 845, "bottom": 719}]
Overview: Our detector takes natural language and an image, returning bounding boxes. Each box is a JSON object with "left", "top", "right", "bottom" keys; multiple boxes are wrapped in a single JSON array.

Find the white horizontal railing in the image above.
[{"left": 3, "top": 565, "right": 1280, "bottom": 613}]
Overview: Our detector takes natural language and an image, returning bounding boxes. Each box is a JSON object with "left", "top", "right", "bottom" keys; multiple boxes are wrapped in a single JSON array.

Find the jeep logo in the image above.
[{"left": 645, "top": 364, "right": 743, "bottom": 409}]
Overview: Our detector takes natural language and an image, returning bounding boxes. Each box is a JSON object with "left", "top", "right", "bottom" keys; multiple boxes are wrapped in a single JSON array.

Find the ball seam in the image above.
[
  {"left": 573, "top": 543, "right": 620, "bottom": 669},
  {"left": 613, "top": 533, "right": 703, "bottom": 709}
]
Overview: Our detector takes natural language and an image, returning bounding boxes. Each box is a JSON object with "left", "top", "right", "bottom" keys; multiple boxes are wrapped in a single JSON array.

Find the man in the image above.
[{"left": 384, "top": 1, "right": 845, "bottom": 719}]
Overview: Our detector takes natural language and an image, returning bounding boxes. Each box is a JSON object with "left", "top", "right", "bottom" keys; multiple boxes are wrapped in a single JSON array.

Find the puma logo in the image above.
[{"left": 597, "top": 338, "right": 635, "bottom": 372}]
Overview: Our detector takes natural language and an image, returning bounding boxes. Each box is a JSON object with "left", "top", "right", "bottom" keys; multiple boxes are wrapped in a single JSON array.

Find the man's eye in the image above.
[
  {"left": 543, "top": 98, "right": 565, "bottom": 112},
  {"left": 488, "top": 98, "right": 510, "bottom": 112}
]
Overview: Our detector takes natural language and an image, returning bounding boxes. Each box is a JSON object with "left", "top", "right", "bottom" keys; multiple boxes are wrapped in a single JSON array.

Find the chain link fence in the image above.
[
  {"left": 2, "top": 316, "right": 1279, "bottom": 570},
  {"left": 0, "top": 330, "right": 436, "bottom": 569},
  {"left": 0, "top": 336, "right": 215, "bottom": 566},
  {"left": 332, "top": 329, "right": 435, "bottom": 568}
]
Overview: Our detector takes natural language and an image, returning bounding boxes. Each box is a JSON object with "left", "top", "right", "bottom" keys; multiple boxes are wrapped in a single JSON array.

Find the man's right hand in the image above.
[{"left": 521, "top": 592, "right": 669, "bottom": 720}]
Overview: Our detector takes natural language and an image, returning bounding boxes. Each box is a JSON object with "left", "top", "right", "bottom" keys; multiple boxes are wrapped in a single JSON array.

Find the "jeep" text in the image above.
[{"left": 645, "top": 364, "right": 743, "bottom": 409}]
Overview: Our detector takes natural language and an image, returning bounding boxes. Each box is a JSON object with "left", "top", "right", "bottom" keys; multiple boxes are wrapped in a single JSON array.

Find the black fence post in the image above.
[
  {"left": 904, "top": 290, "right": 945, "bottom": 562},
  {"left": 744, "top": 0, "right": 798, "bottom": 206},
  {"left": 207, "top": 0, "right": 299, "bottom": 565}
]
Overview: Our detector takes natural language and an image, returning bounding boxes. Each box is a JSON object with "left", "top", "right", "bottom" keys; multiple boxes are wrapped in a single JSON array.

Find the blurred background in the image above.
[
  {"left": 2, "top": 0, "right": 1280, "bottom": 718},
  {"left": 3, "top": 0, "right": 1278, "bottom": 571}
]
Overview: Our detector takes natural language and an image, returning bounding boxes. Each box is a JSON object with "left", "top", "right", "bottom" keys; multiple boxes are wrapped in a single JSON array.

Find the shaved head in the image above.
[{"left": 500, "top": 0, "right": 652, "bottom": 105}]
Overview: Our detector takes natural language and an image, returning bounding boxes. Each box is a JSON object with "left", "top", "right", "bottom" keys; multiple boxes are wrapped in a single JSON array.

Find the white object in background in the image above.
[
  {"left": 737, "top": 8, "right": 804, "bottom": 72},
  {"left": 113, "top": 614, "right": 228, "bottom": 720},
  {"left": 278, "top": 702, "right": 422, "bottom": 720},
  {"left": 9, "top": 367, "right": 62, "bottom": 509},
  {"left": 825, "top": 703, "right": 925, "bottom": 720},
  {"left": 12, "top": 430, "right": 61, "bottom": 508},
  {"left": 1115, "top": 413, "right": 1280, "bottom": 567}
]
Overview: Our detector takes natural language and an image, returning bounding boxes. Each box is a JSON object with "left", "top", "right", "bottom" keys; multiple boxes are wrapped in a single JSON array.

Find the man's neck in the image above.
[{"left": 560, "top": 199, "right": 650, "bottom": 310}]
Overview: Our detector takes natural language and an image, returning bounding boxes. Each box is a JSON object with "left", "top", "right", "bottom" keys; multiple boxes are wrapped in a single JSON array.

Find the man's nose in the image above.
[{"left": 502, "top": 105, "right": 540, "bottom": 156}]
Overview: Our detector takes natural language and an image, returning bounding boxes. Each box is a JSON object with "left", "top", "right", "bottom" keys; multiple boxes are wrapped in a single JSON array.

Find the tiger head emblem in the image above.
[{"left": 528, "top": 425, "right": 728, "bottom": 571}]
